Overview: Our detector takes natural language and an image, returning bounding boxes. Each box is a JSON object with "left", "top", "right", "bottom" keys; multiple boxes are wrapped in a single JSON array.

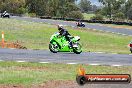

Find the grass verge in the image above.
[
  {"left": 83, "top": 13, "right": 95, "bottom": 20},
  {"left": 0, "top": 61, "right": 132, "bottom": 86},
  {"left": 98, "top": 24, "right": 132, "bottom": 30},
  {"left": 0, "top": 18, "right": 131, "bottom": 54}
]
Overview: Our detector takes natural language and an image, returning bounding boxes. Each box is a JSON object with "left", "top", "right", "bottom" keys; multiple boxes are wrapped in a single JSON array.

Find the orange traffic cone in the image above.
[{"left": 1, "top": 32, "right": 5, "bottom": 48}]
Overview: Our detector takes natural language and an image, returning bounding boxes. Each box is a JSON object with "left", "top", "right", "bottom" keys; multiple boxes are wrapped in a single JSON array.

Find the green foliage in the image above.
[
  {"left": 26, "top": 0, "right": 81, "bottom": 17},
  {"left": 28, "top": 13, "right": 37, "bottom": 17},
  {"left": 113, "top": 12, "right": 125, "bottom": 21},
  {"left": 0, "top": 0, "right": 83, "bottom": 18},
  {"left": 127, "top": 8, "right": 132, "bottom": 20},
  {"left": 0, "top": 0, "right": 26, "bottom": 14},
  {"left": 98, "top": 0, "right": 132, "bottom": 20},
  {"left": 90, "top": 14, "right": 104, "bottom": 20},
  {"left": 125, "top": 0, "right": 132, "bottom": 20},
  {"left": 66, "top": 11, "right": 84, "bottom": 19},
  {"left": 98, "top": 0, "right": 126, "bottom": 19},
  {"left": 83, "top": 13, "right": 95, "bottom": 20},
  {"left": 17, "top": 7, "right": 27, "bottom": 14},
  {"left": 78, "top": 0, "right": 92, "bottom": 13}
]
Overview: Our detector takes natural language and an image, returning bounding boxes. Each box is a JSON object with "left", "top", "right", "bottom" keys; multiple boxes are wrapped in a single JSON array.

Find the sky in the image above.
[
  {"left": 77, "top": 0, "right": 101, "bottom": 6},
  {"left": 90, "top": 0, "right": 101, "bottom": 6}
]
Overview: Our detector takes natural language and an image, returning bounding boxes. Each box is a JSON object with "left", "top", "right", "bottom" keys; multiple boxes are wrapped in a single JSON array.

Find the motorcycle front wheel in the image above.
[
  {"left": 73, "top": 43, "right": 82, "bottom": 54},
  {"left": 49, "top": 43, "right": 58, "bottom": 53},
  {"left": 130, "top": 47, "right": 132, "bottom": 53}
]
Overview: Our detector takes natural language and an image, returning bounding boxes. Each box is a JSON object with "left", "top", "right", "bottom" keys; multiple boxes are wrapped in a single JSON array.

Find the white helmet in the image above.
[{"left": 58, "top": 24, "right": 63, "bottom": 30}]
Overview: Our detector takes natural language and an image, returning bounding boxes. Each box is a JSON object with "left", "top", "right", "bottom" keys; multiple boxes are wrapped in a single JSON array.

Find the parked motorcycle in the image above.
[{"left": 49, "top": 32, "right": 82, "bottom": 54}]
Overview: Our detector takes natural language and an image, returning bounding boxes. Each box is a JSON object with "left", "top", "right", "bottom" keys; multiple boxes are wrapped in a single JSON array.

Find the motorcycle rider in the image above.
[
  {"left": 3, "top": 11, "right": 7, "bottom": 15},
  {"left": 58, "top": 24, "right": 72, "bottom": 48},
  {"left": 1, "top": 10, "right": 9, "bottom": 18}
]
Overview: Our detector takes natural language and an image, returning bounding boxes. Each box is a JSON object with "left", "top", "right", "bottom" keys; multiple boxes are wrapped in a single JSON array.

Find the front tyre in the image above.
[
  {"left": 130, "top": 47, "right": 132, "bottom": 53},
  {"left": 73, "top": 43, "right": 82, "bottom": 54},
  {"left": 49, "top": 43, "right": 58, "bottom": 53}
]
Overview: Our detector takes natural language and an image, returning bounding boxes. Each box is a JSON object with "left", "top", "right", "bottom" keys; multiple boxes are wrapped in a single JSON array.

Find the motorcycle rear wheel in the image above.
[{"left": 49, "top": 43, "right": 58, "bottom": 53}]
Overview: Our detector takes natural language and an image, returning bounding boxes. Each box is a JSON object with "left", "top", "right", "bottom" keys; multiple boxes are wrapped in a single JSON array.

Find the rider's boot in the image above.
[{"left": 69, "top": 41, "right": 73, "bottom": 48}]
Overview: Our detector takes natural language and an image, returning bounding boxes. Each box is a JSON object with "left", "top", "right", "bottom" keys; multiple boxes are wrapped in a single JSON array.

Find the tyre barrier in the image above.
[{"left": 40, "top": 16, "right": 132, "bottom": 26}]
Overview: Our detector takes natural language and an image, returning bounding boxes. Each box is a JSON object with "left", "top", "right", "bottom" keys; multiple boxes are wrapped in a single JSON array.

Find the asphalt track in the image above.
[
  {"left": 0, "top": 48, "right": 132, "bottom": 66},
  {"left": 11, "top": 16, "right": 132, "bottom": 36}
]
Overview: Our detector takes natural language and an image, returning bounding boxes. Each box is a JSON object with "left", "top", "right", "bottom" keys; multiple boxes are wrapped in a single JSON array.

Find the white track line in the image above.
[
  {"left": 16, "top": 61, "right": 26, "bottom": 63},
  {"left": 122, "top": 34, "right": 127, "bottom": 36},
  {"left": 111, "top": 65, "right": 122, "bottom": 67},
  {"left": 95, "top": 52, "right": 105, "bottom": 54},
  {"left": 39, "top": 62, "right": 50, "bottom": 64},
  {"left": 89, "top": 64, "right": 100, "bottom": 66},
  {"left": 67, "top": 63, "right": 77, "bottom": 65}
]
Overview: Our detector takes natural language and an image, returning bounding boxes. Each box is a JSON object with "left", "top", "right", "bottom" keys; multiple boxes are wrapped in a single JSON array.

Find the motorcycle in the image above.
[
  {"left": 76, "top": 22, "right": 85, "bottom": 27},
  {"left": 1, "top": 12, "right": 10, "bottom": 18},
  {"left": 128, "top": 42, "right": 132, "bottom": 53},
  {"left": 49, "top": 32, "right": 82, "bottom": 54}
]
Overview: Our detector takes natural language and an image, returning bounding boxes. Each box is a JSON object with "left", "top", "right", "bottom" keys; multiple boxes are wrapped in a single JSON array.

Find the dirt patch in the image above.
[
  {"left": 32, "top": 80, "right": 77, "bottom": 88},
  {"left": 0, "top": 81, "right": 79, "bottom": 88},
  {"left": 0, "top": 85, "right": 24, "bottom": 88}
]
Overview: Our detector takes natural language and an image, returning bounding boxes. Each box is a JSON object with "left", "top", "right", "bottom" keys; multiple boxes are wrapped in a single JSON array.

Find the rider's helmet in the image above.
[{"left": 58, "top": 24, "right": 63, "bottom": 31}]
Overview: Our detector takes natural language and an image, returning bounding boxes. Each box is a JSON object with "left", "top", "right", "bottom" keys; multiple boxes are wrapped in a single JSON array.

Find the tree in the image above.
[
  {"left": 0, "top": 0, "right": 26, "bottom": 14},
  {"left": 113, "top": 12, "right": 125, "bottom": 21},
  {"left": 91, "top": 5, "right": 98, "bottom": 12},
  {"left": 79, "top": 0, "right": 92, "bottom": 13},
  {"left": 124, "top": 0, "right": 132, "bottom": 20},
  {"left": 98, "top": 0, "right": 125, "bottom": 19},
  {"left": 0, "top": 0, "right": 83, "bottom": 19},
  {"left": 127, "top": 8, "right": 132, "bottom": 20}
]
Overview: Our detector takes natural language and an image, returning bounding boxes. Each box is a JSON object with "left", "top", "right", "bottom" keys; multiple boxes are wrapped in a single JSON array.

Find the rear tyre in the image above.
[
  {"left": 83, "top": 25, "right": 85, "bottom": 27},
  {"left": 49, "top": 43, "right": 58, "bottom": 53},
  {"left": 130, "top": 47, "right": 132, "bottom": 53},
  {"left": 73, "top": 43, "right": 82, "bottom": 54},
  {"left": 8, "top": 15, "right": 10, "bottom": 18}
]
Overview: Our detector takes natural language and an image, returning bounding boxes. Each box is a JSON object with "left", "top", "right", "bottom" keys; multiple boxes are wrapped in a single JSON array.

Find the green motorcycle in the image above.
[{"left": 49, "top": 32, "right": 82, "bottom": 54}]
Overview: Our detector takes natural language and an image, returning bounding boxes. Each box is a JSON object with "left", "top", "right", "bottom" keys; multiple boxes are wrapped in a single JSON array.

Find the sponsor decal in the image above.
[{"left": 76, "top": 66, "right": 131, "bottom": 85}]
